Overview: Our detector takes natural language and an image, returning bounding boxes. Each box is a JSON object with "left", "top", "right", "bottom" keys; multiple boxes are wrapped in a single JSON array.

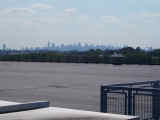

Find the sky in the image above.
[{"left": 0, "top": 0, "right": 160, "bottom": 49}]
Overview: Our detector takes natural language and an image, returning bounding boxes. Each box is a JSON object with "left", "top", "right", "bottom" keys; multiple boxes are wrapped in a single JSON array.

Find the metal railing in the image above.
[{"left": 101, "top": 80, "right": 160, "bottom": 120}]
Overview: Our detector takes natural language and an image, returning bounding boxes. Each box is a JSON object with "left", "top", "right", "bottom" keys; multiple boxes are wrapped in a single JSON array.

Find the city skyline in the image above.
[
  {"left": 0, "top": 42, "right": 122, "bottom": 50},
  {"left": 0, "top": 40, "right": 155, "bottom": 50},
  {"left": 0, "top": 41, "right": 152, "bottom": 52},
  {"left": 0, "top": 0, "right": 159, "bottom": 49}
]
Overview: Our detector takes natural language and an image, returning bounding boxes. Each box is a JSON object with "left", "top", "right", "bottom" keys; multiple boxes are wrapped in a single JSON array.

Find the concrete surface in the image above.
[{"left": 0, "top": 100, "right": 138, "bottom": 120}]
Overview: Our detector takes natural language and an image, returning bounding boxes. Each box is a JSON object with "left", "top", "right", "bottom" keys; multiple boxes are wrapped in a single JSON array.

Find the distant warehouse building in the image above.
[{"left": 110, "top": 53, "right": 125, "bottom": 65}]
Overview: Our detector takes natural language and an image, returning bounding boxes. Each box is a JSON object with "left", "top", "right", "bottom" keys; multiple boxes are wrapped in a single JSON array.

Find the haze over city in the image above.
[{"left": 0, "top": 0, "right": 159, "bottom": 49}]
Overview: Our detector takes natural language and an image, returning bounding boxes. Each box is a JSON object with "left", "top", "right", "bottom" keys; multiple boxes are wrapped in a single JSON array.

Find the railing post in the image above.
[
  {"left": 128, "top": 88, "right": 132, "bottom": 115},
  {"left": 100, "top": 86, "right": 107, "bottom": 112},
  {"left": 152, "top": 81, "right": 160, "bottom": 120}
]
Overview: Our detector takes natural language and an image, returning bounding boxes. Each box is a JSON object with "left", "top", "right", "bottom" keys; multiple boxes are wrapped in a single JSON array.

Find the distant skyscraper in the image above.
[
  {"left": 52, "top": 43, "right": 55, "bottom": 48},
  {"left": 48, "top": 41, "right": 51, "bottom": 48},
  {"left": 2, "top": 44, "right": 6, "bottom": 50}
]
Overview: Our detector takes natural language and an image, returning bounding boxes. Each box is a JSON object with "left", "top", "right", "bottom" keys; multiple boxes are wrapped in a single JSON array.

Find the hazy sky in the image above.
[{"left": 0, "top": 0, "right": 159, "bottom": 49}]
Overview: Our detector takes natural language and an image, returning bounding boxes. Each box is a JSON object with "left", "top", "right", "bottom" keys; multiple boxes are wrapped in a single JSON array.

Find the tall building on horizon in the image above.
[{"left": 2, "top": 43, "right": 6, "bottom": 50}]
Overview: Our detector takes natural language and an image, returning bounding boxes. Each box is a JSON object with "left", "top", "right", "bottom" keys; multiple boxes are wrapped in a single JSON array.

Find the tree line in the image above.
[{"left": 0, "top": 47, "right": 159, "bottom": 65}]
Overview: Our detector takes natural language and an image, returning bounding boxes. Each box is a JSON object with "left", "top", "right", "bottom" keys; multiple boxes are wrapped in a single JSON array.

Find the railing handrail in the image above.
[{"left": 102, "top": 80, "right": 160, "bottom": 88}]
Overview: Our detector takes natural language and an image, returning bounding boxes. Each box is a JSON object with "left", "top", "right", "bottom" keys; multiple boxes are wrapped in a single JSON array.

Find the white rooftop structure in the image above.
[{"left": 0, "top": 100, "right": 138, "bottom": 120}]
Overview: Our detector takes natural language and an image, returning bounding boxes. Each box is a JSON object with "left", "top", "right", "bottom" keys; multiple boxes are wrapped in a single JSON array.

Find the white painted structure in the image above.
[{"left": 0, "top": 100, "right": 138, "bottom": 120}]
